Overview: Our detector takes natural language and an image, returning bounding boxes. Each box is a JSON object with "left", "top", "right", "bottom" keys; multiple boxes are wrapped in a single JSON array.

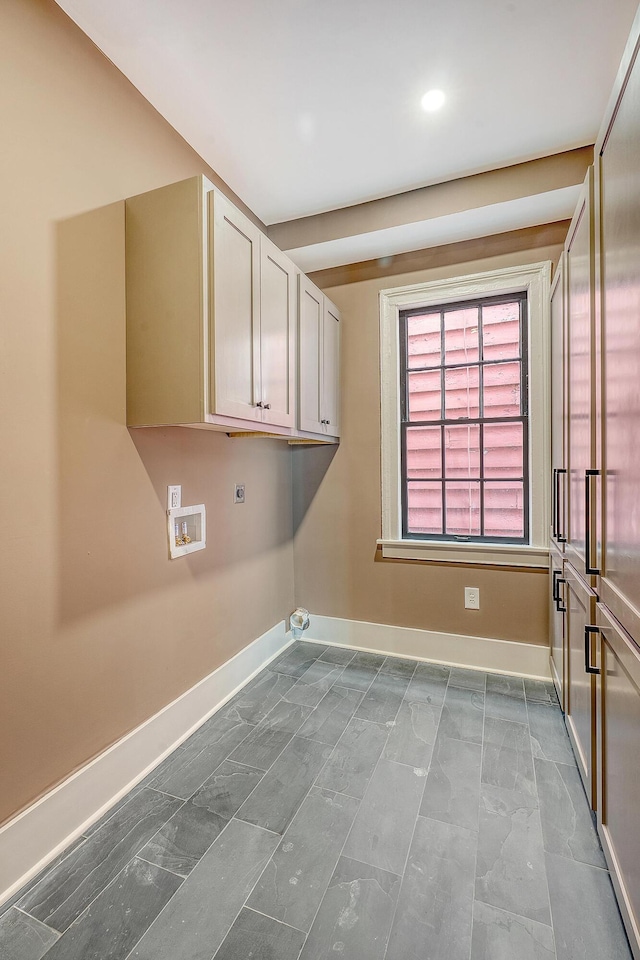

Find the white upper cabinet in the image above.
[
  {"left": 298, "top": 276, "right": 323, "bottom": 434},
  {"left": 322, "top": 298, "right": 341, "bottom": 436},
  {"left": 259, "top": 236, "right": 296, "bottom": 428},
  {"left": 126, "top": 176, "right": 301, "bottom": 436},
  {"left": 210, "top": 192, "right": 296, "bottom": 427},
  {"left": 298, "top": 275, "right": 341, "bottom": 438},
  {"left": 210, "top": 190, "right": 262, "bottom": 423}
]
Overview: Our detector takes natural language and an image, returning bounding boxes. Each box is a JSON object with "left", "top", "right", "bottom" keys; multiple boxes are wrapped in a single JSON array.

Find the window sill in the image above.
[{"left": 377, "top": 539, "right": 549, "bottom": 568}]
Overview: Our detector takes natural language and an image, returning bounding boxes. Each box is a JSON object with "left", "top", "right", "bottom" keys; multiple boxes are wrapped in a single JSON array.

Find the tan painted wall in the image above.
[
  {"left": 293, "top": 243, "right": 563, "bottom": 649},
  {"left": 0, "top": 0, "right": 294, "bottom": 825}
]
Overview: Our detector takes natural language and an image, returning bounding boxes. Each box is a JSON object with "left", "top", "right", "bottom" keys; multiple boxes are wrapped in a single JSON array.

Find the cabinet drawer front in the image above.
[{"left": 596, "top": 603, "right": 640, "bottom": 949}]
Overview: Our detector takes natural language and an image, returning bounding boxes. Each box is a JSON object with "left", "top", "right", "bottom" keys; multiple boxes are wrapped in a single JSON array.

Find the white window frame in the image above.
[{"left": 378, "top": 261, "right": 551, "bottom": 568}]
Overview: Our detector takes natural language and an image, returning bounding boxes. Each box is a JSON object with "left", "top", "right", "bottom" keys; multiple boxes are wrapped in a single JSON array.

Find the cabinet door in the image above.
[
  {"left": 549, "top": 546, "right": 565, "bottom": 707},
  {"left": 322, "top": 298, "right": 340, "bottom": 437},
  {"left": 595, "top": 603, "right": 640, "bottom": 954},
  {"left": 298, "top": 275, "right": 324, "bottom": 434},
  {"left": 260, "top": 238, "right": 295, "bottom": 428},
  {"left": 564, "top": 562, "right": 597, "bottom": 808},
  {"left": 597, "top": 30, "right": 640, "bottom": 641},
  {"left": 565, "top": 169, "right": 598, "bottom": 578},
  {"left": 210, "top": 191, "right": 262, "bottom": 422},
  {"left": 550, "top": 256, "right": 567, "bottom": 550}
]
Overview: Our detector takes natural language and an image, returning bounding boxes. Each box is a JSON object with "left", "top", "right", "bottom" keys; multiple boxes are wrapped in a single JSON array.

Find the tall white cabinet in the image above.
[{"left": 546, "top": 10, "right": 640, "bottom": 955}]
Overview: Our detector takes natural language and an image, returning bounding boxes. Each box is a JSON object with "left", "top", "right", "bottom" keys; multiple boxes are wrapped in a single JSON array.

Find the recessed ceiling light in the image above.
[{"left": 421, "top": 89, "right": 445, "bottom": 112}]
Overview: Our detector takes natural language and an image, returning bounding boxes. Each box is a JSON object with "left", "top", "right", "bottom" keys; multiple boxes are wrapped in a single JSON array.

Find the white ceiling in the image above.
[{"left": 57, "top": 0, "right": 638, "bottom": 264}]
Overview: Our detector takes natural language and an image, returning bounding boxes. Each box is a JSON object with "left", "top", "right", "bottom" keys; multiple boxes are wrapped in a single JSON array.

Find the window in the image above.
[
  {"left": 400, "top": 293, "right": 528, "bottom": 543},
  {"left": 379, "top": 263, "right": 551, "bottom": 567}
]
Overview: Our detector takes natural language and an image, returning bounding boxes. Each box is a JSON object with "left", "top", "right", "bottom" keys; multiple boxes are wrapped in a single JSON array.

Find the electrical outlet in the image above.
[
  {"left": 167, "top": 485, "right": 182, "bottom": 510},
  {"left": 234, "top": 484, "right": 245, "bottom": 504},
  {"left": 465, "top": 587, "right": 480, "bottom": 610}
]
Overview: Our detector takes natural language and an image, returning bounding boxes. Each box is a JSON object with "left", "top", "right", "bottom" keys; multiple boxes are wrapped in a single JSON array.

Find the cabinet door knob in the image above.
[
  {"left": 256, "top": 401, "right": 263, "bottom": 408},
  {"left": 263, "top": 403, "right": 271, "bottom": 410}
]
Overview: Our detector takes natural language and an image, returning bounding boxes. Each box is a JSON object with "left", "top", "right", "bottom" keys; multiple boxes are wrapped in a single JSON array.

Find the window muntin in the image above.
[{"left": 400, "top": 293, "right": 529, "bottom": 543}]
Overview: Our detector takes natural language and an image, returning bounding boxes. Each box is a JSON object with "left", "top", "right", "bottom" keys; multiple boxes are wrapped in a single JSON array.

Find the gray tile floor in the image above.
[{"left": 0, "top": 642, "right": 633, "bottom": 960}]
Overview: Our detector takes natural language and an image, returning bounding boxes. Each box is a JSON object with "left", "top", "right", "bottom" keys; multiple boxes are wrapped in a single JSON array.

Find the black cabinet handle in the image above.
[
  {"left": 585, "top": 625, "right": 600, "bottom": 675},
  {"left": 585, "top": 470, "right": 600, "bottom": 575},
  {"left": 256, "top": 401, "right": 263, "bottom": 408},
  {"left": 557, "top": 469, "right": 567, "bottom": 543},
  {"left": 552, "top": 469, "right": 558, "bottom": 539},
  {"left": 555, "top": 576, "right": 567, "bottom": 613}
]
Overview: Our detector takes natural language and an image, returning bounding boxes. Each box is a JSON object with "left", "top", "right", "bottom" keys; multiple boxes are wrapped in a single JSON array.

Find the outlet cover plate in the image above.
[
  {"left": 167, "top": 485, "right": 182, "bottom": 510},
  {"left": 465, "top": 587, "right": 480, "bottom": 610}
]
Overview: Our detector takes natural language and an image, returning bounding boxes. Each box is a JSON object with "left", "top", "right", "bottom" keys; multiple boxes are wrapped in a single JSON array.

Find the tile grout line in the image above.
[
  {"left": 12, "top": 905, "right": 61, "bottom": 939},
  {"left": 134, "top": 854, "right": 186, "bottom": 881},
  {"left": 242, "top": 904, "right": 307, "bottom": 937},
  {"left": 473, "top": 899, "right": 557, "bottom": 931},
  {"left": 149, "top": 787, "right": 188, "bottom": 802}
]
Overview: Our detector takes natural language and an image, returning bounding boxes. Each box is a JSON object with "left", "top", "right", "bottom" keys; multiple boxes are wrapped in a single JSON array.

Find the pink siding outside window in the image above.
[{"left": 403, "top": 297, "right": 526, "bottom": 541}]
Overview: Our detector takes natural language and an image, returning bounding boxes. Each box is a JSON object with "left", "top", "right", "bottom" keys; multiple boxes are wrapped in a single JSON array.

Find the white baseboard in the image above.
[
  {"left": 0, "top": 620, "right": 291, "bottom": 907},
  {"left": 302, "top": 614, "right": 551, "bottom": 680}
]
